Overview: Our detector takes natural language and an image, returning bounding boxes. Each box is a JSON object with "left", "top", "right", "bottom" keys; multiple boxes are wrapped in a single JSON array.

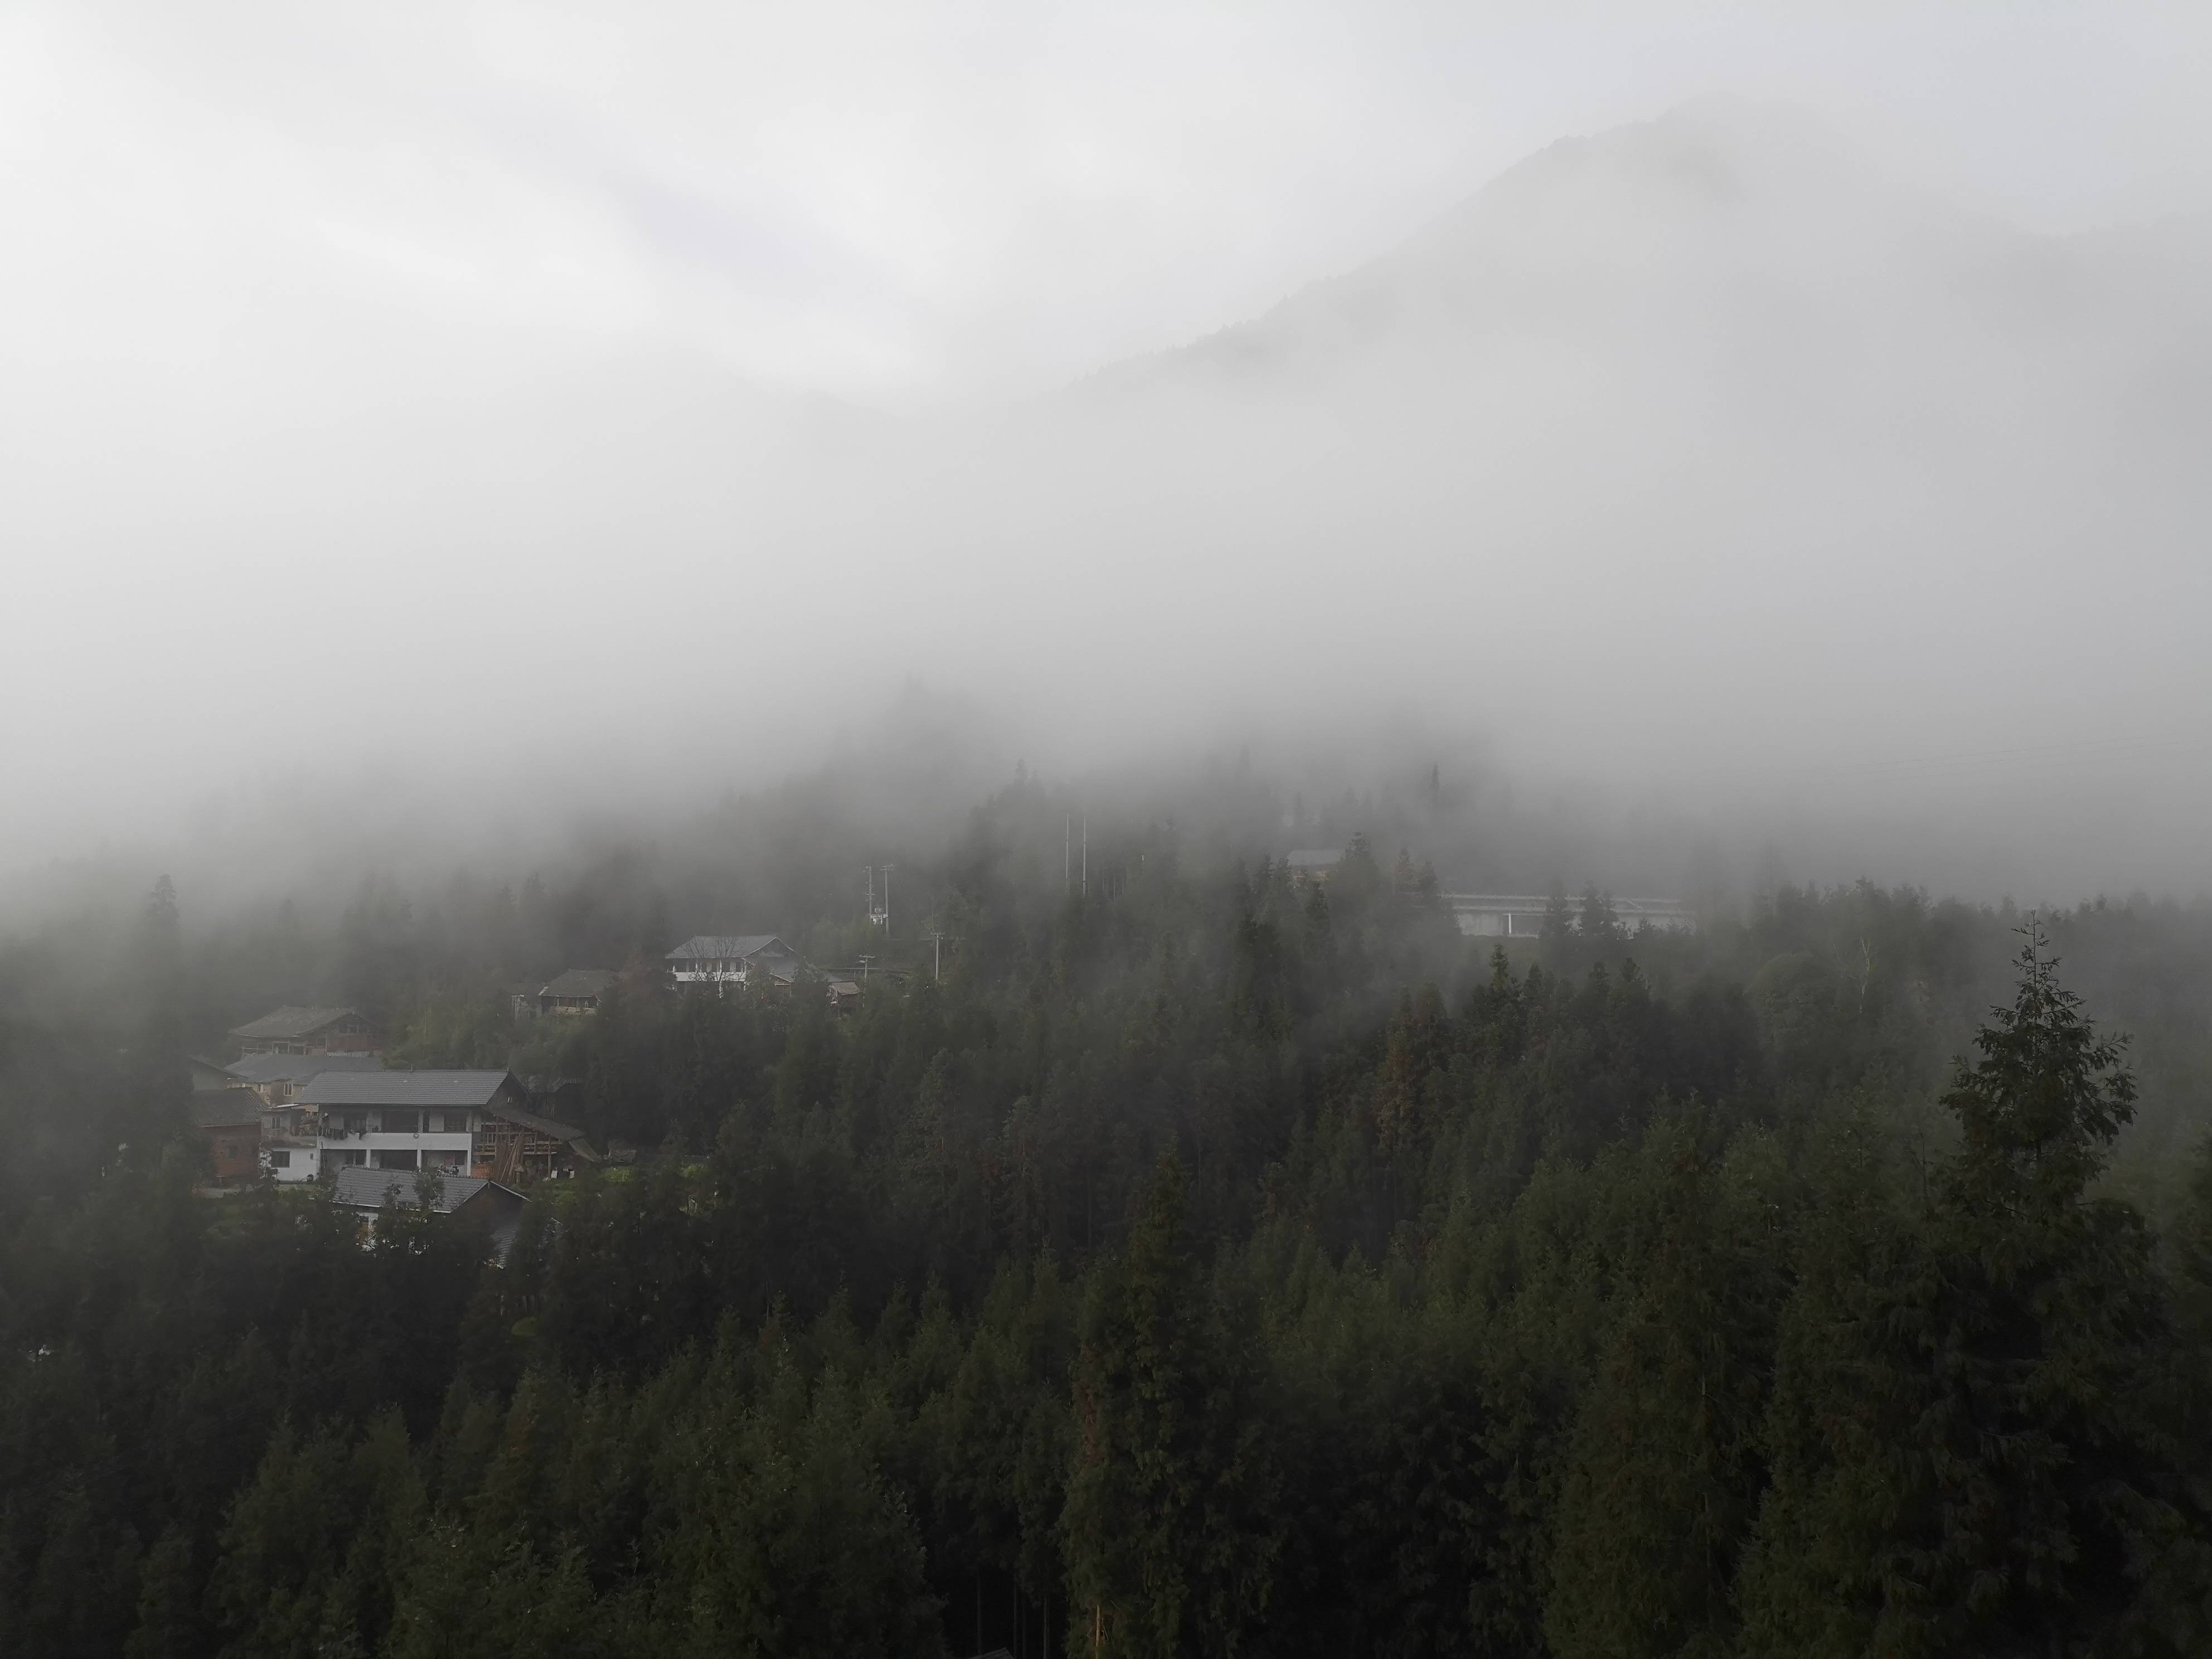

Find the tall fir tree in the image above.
[
  {"left": 1061, "top": 1154, "right": 1280, "bottom": 1657},
  {"left": 1739, "top": 923, "right": 2211, "bottom": 1656}
]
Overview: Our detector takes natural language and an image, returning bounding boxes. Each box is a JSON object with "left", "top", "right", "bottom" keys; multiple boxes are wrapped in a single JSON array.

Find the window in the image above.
[
  {"left": 382, "top": 1110, "right": 420, "bottom": 1134},
  {"left": 373, "top": 1149, "right": 418, "bottom": 1171},
  {"left": 269, "top": 1150, "right": 291, "bottom": 1168},
  {"left": 333, "top": 1149, "right": 366, "bottom": 1167}
]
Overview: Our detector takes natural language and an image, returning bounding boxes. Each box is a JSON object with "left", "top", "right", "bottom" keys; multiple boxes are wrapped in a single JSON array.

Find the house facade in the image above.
[
  {"left": 1441, "top": 894, "right": 1696, "bottom": 939},
  {"left": 283, "top": 1070, "right": 533, "bottom": 1184},
  {"left": 664, "top": 935, "right": 801, "bottom": 989},
  {"left": 230, "top": 1005, "right": 379, "bottom": 1057}
]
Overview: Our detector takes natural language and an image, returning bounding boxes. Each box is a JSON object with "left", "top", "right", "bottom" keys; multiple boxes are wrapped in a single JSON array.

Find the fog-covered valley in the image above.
[{"left": 8, "top": 7, "right": 2212, "bottom": 1655}]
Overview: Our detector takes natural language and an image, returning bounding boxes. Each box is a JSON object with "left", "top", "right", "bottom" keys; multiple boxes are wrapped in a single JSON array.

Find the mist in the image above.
[
  {"left": 17, "top": 12, "right": 2212, "bottom": 1650},
  {"left": 7, "top": 2, "right": 2212, "bottom": 906}
]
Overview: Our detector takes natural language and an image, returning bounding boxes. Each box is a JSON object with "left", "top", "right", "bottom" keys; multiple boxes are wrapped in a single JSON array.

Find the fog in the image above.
[{"left": 7, "top": 2, "right": 2212, "bottom": 909}]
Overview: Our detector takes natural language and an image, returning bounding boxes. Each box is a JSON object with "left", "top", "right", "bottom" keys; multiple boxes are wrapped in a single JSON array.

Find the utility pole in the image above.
[
  {"left": 858, "top": 953, "right": 875, "bottom": 982},
  {"left": 1064, "top": 815, "right": 1071, "bottom": 894},
  {"left": 924, "top": 930, "right": 949, "bottom": 982},
  {"left": 1081, "top": 814, "right": 1088, "bottom": 898},
  {"left": 882, "top": 865, "right": 894, "bottom": 936}
]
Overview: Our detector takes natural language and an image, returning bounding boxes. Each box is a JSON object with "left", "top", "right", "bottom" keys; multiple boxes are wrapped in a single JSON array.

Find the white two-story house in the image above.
[
  {"left": 279, "top": 1070, "right": 533, "bottom": 1184},
  {"left": 665, "top": 934, "right": 801, "bottom": 989}
]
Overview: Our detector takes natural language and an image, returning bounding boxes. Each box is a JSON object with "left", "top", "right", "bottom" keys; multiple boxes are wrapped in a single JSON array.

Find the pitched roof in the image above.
[
  {"left": 188, "top": 1092, "right": 261, "bottom": 1129},
  {"left": 488, "top": 1103, "right": 595, "bottom": 1151},
  {"left": 665, "top": 935, "right": 793, "bottom": 962},
  {"left": 330, "top": 1166, "right": 520, "bottom": 1215},
  {"left": 228, "top": 1005, "right": 366, "bottom": 1041},
  {"left": 226, "top": 1052, "right": 386, "bottom": 1086},
  {"left": 538, "top": 968, "right": 618, "bottom": 1000},
  {"left": 187, "top": 1055, "right": 241, "bottom": 1090},
  {"left": 297, "top": 1070, "right": 516, "bottom": 1109}
]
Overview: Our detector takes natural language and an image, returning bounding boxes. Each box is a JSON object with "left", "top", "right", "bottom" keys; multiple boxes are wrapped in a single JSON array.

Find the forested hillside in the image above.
[{"left": 4, "top": 779, "right": 2212, "bottom": 1656}]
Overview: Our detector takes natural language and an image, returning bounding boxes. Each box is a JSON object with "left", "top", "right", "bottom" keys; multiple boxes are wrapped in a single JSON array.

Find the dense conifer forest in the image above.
[{"left": 6, "top": 775, "right": 2212, "bottom": 1656}]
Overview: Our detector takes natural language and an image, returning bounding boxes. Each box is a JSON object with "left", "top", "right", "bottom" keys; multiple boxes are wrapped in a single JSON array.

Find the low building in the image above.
[
  {"left": 666, "top": 935, "right": 802, "bottom": 989},
  {"left": 292, "top": 1069, "right": 531, "bottom": 1185},
  {"left": 190, "top": 1089, "right": 263, "bottom": 1186},
  {"left": 1441, "top": 894, "right": 1696, "bottom": 939},
  {"left": 475, "top": 1105, "right": 596, "bottom": 1183},
  {"left": 230, "top": 1005, "right": 379, "bottom": 1057},
  {"left": 536, "top": 968, "right": 618, "bottom": 1016},
  {"left": 329, "top": 1166, "right": 527, "bottom": 1264}
]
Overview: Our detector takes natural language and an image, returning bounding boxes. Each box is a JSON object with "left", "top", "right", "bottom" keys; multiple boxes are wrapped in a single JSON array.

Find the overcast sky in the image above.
[
  {"left": 8, "top": 1, "right": 2211, "bottom": 404},
  {"left": 5, "top": 1, "right": 2211, "bottom": 902}
]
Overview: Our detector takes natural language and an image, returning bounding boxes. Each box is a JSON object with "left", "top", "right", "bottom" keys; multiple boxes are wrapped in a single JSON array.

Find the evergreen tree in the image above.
[
  {"left": 1061, "top": 1154, "right": 1280, "bottom": 1657},
  {"left": 1740, "top": 924, "right": 2210, "bottom": 1656}
]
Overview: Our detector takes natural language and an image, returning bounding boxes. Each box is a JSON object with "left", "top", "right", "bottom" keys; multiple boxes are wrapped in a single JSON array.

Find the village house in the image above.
[
  {"left": 329, "top": 1166, "right": 527, "bottom": 1264},
  {"left": 284, "top": 1070, "right": 596, "bottom": 1186},
  {"left": 664, "top": 935, "right": 802, "bottom": 989},
  {"left": 229, "top": 1005, "right": 379, "bottom": 1057},
  {"left": 536, "top": 968, "right": 618, "bottom": 1016},
  {"left": 288, "top": 1069, "right": 528, "bottom": 1184}
]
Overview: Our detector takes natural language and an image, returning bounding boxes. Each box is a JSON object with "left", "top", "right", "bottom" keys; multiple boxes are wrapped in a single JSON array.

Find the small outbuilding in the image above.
[{"left": 536, "top": 968, "right": 618, "bottom": 1016}]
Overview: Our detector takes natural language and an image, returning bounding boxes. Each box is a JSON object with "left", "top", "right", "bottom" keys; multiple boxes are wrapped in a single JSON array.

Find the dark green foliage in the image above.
[
  {"left": 1062, "top": 1155, "right": 1281, "bottom": 1656},
  {"left": 1740, "top": 924, "right": 2212, "bottom": 1656},
  {"left": 4, "top": 804, "right": 2212, "bottom": 1658}
]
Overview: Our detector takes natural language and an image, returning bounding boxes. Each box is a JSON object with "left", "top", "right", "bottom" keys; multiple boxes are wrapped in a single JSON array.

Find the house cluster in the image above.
[
  {"left": 187, "top": 1005, "right": 598, "bottom": 1195},
  {"left": 191, "top": 936, "right": 862, "bottom": 1192}
]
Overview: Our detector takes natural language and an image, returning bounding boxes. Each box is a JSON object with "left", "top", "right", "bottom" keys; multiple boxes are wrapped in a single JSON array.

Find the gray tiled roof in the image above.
[
  {"left": 538, "top": 968, "right": 618, "bottom": 1000},
  {"left": 665, "top": 935, "right": 793, "bottom": 962},
  {"left": 188, "top": 1091, "right": 261, "bottom": 1129},
  {"left": 228, "top": 1005, "right": 365, "bottom": 1041},
  {"left": 331, "top": 1166, "right": 517, "bottom": 1215},
  {"left": 490, "top": 1104, "right": 593, "bottom": 1148},
  {"left": 226, "top": 1052, "right": 385, "bottom": 1086},
  {"left": 298, "top": 1070, "right": 515, "bottom": 1109}
]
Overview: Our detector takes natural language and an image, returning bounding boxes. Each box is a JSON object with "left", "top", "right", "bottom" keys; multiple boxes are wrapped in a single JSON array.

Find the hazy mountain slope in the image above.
[
  {"left": 7, "top": 98, "right": 2208, "bottom": 902},
  {"left": 978, "top": 99, "right": 2212, "bottom": 894},
  {"left": 1100, "top": 100, "right": 2173, "bottom": 406}
]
